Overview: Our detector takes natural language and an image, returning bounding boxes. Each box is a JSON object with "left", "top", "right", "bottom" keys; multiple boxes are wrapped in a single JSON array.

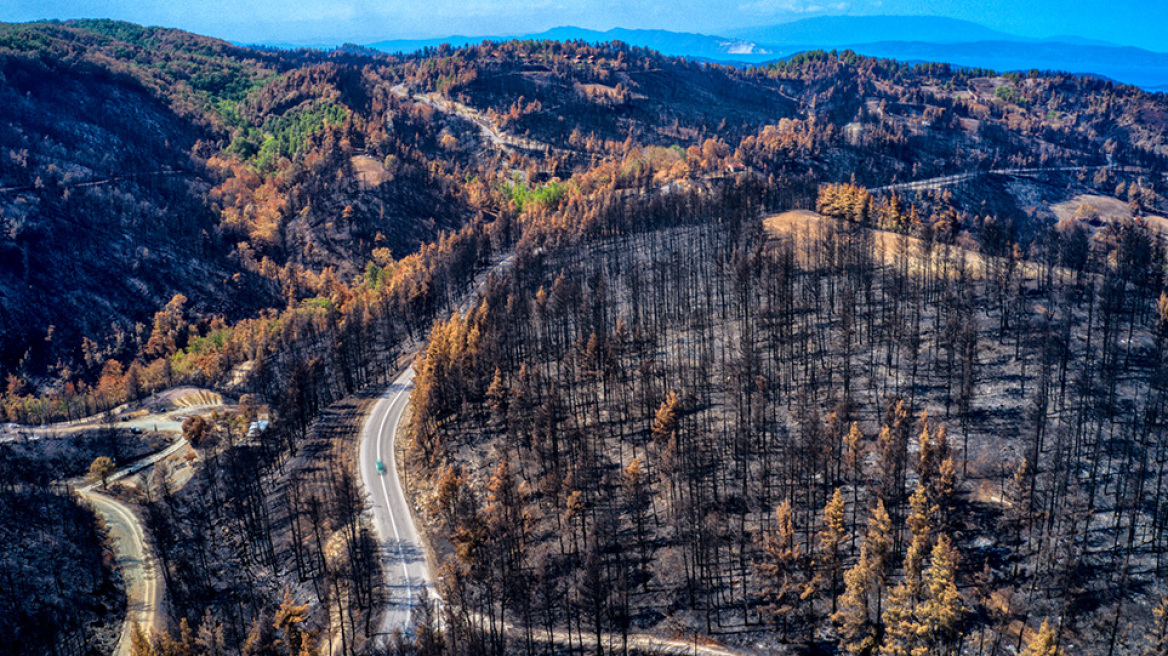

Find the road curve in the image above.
[
  {"left": 388, "top": 85, "right": 567, "bottom": 155},
  {"left": 358, "top": 366, "right": 433, "bottom": 638},
  {"left": 79, "top": 489, "right": 165, "bottom": 656},
  {"left": 78, "top": 438, "right": 188, "bottom": 492},
  {"left": 71, "top": 440, "right": 184, "bottom": 655}
]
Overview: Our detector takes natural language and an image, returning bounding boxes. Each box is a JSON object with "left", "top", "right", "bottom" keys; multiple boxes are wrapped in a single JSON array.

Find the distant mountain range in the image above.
[
  {"left": 356, "top": 15, "right": 1168, "bottom": 91},
  {"left": 367, "top": 26, "right": 775, "bottom": 61},
  {"left": 840, "top": 40, "right": 1168, "bottom": 89},
  {"left": 727, "top": 15, "right": 1020, "bottom": 47}
]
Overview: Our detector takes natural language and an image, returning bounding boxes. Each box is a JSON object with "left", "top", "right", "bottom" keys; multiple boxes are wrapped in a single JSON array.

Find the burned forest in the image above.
[
  {"left": 6, "top": 17, "right": 1168, "bottom": 656},
  {"left": 405, "top": 192, "right": 1168, "bottom": 655}
]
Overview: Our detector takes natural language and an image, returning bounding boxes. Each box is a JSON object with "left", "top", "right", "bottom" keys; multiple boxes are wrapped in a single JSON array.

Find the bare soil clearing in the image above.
[{"left": 1051, "top": 193, "right": 1168, "bottom": 236}]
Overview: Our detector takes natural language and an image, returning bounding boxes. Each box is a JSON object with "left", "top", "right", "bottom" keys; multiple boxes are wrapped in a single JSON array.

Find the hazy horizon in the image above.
[{"left": 3, "top": 0, "right": 1165, "bottom": 52}]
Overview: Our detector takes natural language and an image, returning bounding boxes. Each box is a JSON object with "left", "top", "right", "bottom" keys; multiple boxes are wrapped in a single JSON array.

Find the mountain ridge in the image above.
[
  {"left": 366, "top": 25, "right": 772, "bottom": 60},
  {"left": 356, "top": 16, "right": 1168, "bottom": 89}
]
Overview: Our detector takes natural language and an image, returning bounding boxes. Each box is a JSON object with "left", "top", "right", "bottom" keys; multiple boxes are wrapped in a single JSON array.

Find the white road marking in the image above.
[{"left": 376, "top": 379, "right": 413, "bottom": 611}]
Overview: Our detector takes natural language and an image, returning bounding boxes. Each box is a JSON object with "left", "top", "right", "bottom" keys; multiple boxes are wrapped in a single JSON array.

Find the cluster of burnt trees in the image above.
[
  {"left": 139, "top": 416, "right": 383, "bottom": 656},
  {"left": 404, "top": 187, "right": 1168, "bottom": 654},
  {"left": 1, "top": 189, "right": 499, "bottom": 651},
  {"left": 0, "top": 449, "right": 119, "bottom": 656},
  {"left": 10, "top": 21, "right": 1168, "bottom": 656},
  {"left": 761, "top": 51, "right": 1168, "bottom": 174},
  {"left": 127, "top": 588, "right": 319, "bottom": 656},
  {"left": 121, "top": 211, "right": 500, "bottom": 653}
]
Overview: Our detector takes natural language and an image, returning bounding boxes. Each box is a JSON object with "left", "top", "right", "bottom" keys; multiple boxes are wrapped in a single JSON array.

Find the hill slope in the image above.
[
  {"left": 0, "top": 29, "right": 278, "bottom": 376},
  {"left": 3, "top": 20, "right": 1168, "bottom": 408}
]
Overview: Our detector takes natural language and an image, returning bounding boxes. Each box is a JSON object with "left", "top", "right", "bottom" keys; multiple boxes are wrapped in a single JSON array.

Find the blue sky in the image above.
[{"left": 3, "top": 0, "right": 1165, "bottom": 51}]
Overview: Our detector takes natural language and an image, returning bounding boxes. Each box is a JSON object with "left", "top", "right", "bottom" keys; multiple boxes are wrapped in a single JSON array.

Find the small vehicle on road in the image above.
[{"left": 376, "top": 459, "right": 386, "bottom": 474}]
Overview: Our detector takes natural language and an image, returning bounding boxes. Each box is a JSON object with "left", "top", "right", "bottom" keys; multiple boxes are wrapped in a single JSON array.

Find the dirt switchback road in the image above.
[
  {"left": 79, "top": 488, "right": 165, "bottom": 656},
  {"left": 72, "top": 440, "right": 184, "bottom": 655},
  {"left": 388, "top": 84, "right": 567, "bottom": 155}
]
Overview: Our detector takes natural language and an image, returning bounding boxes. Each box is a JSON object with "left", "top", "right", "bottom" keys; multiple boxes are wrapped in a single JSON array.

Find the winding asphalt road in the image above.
[{"left": 358, "top": 366, "right": 433, "bottom": 638}]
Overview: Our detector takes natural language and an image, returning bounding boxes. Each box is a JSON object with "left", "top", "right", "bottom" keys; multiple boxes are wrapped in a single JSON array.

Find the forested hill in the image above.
[{"left": 2, "top": 18, "right": 1168, "bottom": 419}]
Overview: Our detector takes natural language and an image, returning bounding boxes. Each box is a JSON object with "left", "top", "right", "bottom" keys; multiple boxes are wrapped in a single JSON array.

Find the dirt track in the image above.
[{"left": 80, "top": 489, "right": 165, "bottom": 656}]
